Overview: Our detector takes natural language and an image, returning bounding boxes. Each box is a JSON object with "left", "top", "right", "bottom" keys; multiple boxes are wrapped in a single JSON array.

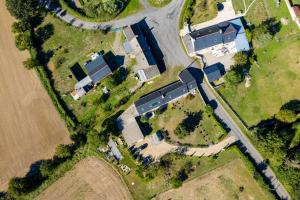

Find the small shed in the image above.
[{"left": 203, "top": 64, "right": 222, "bottom": 83}]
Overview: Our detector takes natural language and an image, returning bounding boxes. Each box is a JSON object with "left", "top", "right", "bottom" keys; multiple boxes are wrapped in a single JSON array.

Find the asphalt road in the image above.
[{"left": 43, "top": 1, "right": 291, "bottom": 199}]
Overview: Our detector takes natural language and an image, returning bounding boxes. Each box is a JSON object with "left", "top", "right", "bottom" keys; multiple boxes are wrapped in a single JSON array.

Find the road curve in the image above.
[{"left": 43, "top": 1, "right": 291, "bottom": 199}]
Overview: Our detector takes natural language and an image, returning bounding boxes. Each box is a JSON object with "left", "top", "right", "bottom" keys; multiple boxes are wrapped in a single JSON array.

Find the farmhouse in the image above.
[
  {"left": 185, "top": 18, "right": 250, "bottom": 57},
  {"left": 123, "top": 23, "right": 160, "bottom": 82},
  {"left": 71, "top": 53, "right": 112, "bottom": 100},
  {"left": 134, "top": 68, "right": 197, "bottom": 115}
]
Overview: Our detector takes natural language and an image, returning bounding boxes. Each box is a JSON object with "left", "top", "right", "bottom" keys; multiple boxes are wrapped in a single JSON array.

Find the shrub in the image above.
[
  {"left": 275, "top": 109, "right": 297, "bottom": 123},
  {"left": 39, "top": 159, "right": 57, "bottom": 177},
  {"left": 15, "top": 31, "right": 33, "bottom": 51},
  {"left": 174, "top": 112, "right": 202, "bottom": 138},
  {"left": 23, "top": 57, "right": 38, "bottom": 69},
  {"left": 170, "top": 176, "right": 182, "bottom": 188},
  {"left": 233, "top": 52, "right": 248, "bottom": 67},
  {"left": 55, "top": 144, "right": 72, "bottom": 159}
]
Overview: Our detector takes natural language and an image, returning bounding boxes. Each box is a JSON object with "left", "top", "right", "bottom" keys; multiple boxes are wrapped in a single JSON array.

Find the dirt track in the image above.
[
  {"left": 36, "top": 157, "right": 132, "bottom": 200},
  {"left": 0, "top": 1, "right": 70, "bottom": 191}
]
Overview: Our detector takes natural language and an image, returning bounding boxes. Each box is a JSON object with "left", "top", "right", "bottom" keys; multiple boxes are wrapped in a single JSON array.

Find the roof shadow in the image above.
[{"left": 136, "top": 19, "right": 166, "bottom": 73}]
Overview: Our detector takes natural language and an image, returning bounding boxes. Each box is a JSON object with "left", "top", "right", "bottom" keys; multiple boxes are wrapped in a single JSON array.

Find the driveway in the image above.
[
  {"left": 180, "top": 0, "right": 239, "bottom": 36},
  {"left": 202, "top": 53, "right": 234, "bottom": 71},
  {"left": 137, "top": 135, "right": 237, "bottom": 160}
]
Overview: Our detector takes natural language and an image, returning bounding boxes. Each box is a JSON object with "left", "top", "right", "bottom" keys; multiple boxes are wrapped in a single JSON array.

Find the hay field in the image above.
[
  {"left": 36, "top": 157, "right": 132, "bottom": 200},
  {"left": 155, "top": 159, "right": 274, "bottom": 200},
  {"left": 0, "top": 1, "right": 70, "bottom": 191}
]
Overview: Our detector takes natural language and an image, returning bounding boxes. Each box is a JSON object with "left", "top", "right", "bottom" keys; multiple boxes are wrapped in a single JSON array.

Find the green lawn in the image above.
[
  {"left": 180, "top": 0, "right": 218, "bottom": 28},
  {"left": 232, "top": 0, "right": 254, "bottom": 13},
  {"left": 149, "top": 94, "right": 227, "bottom": 146},
  {"left": 58, "top": 0, "right": 143, "bottom": 22},
  {"left": 219, "top": 37, "right": 300, "bottom": 127},
  {"left": 217, "top": 0, "right": 300, "bottom": 127},
  {"left": 148, "top": 0, "right": 172, "bottom": 7}
]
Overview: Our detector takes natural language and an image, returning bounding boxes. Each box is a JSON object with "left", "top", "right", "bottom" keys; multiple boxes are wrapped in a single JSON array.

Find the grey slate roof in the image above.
[
  {"left": 190, "top": 22, "right": 238, "bottom": 51},
  {"left": 123, "top": 23, "right": 160, "bottom": 82},
  {"left": 203, "top": 64, "right": 222, "bottom": 82},
  {"left": 84, "top": 55, "right": 112, "bottom": 84},
  {"left": 134, "top": 69, "right": 197, "bottom": 115}
]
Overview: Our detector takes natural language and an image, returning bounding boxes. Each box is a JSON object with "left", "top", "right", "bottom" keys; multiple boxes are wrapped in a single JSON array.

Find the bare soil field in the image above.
[
  {"left": 0, "top": 1, "right": 70, "bottom": 191},
  {"left": 155, "top": 159, "right": 273, "bottom": 200},
  {"left": 36, "top": 157, "right": 132, "bottom": 200}
]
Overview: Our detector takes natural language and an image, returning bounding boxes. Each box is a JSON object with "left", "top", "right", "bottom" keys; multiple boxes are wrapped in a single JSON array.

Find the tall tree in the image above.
[{"left": 5, "top": 0, "right": 41, "bottom": 21}]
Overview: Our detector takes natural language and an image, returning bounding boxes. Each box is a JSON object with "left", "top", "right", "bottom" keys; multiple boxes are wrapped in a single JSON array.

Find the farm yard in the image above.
[
  {"left": 36, "top": 157, "right": 132, "bottom": 200},
  {"left": 155, "top": 158, "right": 274, "bottom": 200},
  {"left": 0, "top": 1, "right": 70, "bottom": 191}
]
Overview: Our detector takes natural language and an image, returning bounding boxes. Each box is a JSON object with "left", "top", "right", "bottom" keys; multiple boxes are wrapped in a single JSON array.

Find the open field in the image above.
[
  {"left": 149, "top": 93, "right": 226, "bottom": 146},
  {"left": 0, "top": 1, "right": 70, "bottom": 191},
  {"left": 218, "top": 0, "right": 300, "bottom": 126},
  {"left": 155, "top": 159, "right": 274, "bottom": 200},
  {"left": 36, "top": 157, "right": 132, "bottom": 200}
]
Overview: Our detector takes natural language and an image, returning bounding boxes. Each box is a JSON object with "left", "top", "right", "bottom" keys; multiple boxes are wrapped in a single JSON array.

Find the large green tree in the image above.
[
  {"left": 55, "top": 144, "right": 72, "bottom": 159},
  {"left": 5, "top": 0, "right": 41, "bottom": 21}
]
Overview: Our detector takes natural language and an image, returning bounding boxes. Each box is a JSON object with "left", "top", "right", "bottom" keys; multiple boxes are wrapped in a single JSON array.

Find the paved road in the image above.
[
  {"left": 44, "top": 1, "right": 291, "bottom": 199},
  {"left": 42, "top": 0, "right": 190, "bottom": 67},
  {"left": 197, "top": 81, "right": 291, "bottom": 200}
]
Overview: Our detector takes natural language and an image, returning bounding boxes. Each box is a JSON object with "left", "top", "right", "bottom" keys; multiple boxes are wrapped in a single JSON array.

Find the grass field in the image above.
[
  {"left": 155, "top": 158, "right": 274, "bottom": 200},
  {"left": 0, "top": 1, "right": 70, "bottom": 191},
  {"left": 149, "top": 93, "right": 226, "bottom": 146},
  {"left": 36, "top": 157, "right": 132, "bottom": 200},
  {"left": 148, "top": 0, "right": 172, "bottom": 7},
  {"left": 232, "top": 0, "right": 251, "bottom": 13},
  {"left": 218, "top": 0, "right": 300, "bottom": 127},
  {"left": 118, "top": 147, "right": 274, "bottom": 200}
]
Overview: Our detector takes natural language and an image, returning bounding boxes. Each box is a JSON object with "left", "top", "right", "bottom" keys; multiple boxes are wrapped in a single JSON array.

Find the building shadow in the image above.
[
  {"left": 137, "top": 18, "right": 166, "bottom": 73},
  {"left": 103, "top": 51, "right": 125, "bottom": 71}
]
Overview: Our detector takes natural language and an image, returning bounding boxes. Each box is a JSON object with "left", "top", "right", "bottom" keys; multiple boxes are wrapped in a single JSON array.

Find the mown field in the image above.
[
  {"left": 118, "top": 146, "right": 274, "bottom": 200},
  {"left": 155, "top": 159, "right": 274, "bottom": 200},
  {"left": 0, "top": 1, "right": 70, "bottom": 191},
  {"left": 36, "top": 157, "right": 132, "bottom": 200},
  {"left": 148, "top": 0, "right": 172, "bottom": 7}
]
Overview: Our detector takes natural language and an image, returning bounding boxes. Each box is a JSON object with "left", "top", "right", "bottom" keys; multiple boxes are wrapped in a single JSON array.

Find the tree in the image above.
[
  {"left": 55, "top": 144, "right": 72, "bottom": 159},
  {"left": 12, "top": 20, "right": 31, "bottom": 33},
  {"left": 5, "top": 0, "right": 41, "bottom": 21},
  {"left": 225, "top": 69, "right": 243, "bottom": 84},
  {"left": 39, "top": 160, "right": 56, "bottom": 177},
  {"left": 233, "top": 52, "right": 248, "bottom": 66},
  {"left": 275, "top": 109, "right": 297, "bottom": 123},
  {"left": 15, "top": 31, "right": 33, "bottom": 51},
  {"left": 23, "top": 57, "right": 38, "bottom": 69},
  {"left": 102, "top": 0, "right": 119, "bottom": 14},
  {"left": 7, "top": 177, "right": 27, "bottom": 196}
]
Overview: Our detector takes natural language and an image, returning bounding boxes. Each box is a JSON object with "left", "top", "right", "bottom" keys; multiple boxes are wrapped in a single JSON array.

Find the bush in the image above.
[
  {"left": 55, "top": 144, "right": 72, "bottom": 159},
  {"left": 15, "top": 31, "right": 33, "bottom": 51},
  {"left": 23, "top": 57, "right": 38, "bottom": 69},
  {"left": 233, "top": 52, "right": 248, "bottom": 67},
  {"left": 5, "top": 0, "right": 42, "bottom": 21},
  {"left": 225, "top": 69, "right": 243, "bottom": 84},
  {"left": 170, "top": 176, "right": 182, "bottom": 188},
  {"left": 39, "top": 159, "right": 57, "bottom": 177},
  {"left": 275, "top": 109, "right": 297, "bottom": 123}
]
